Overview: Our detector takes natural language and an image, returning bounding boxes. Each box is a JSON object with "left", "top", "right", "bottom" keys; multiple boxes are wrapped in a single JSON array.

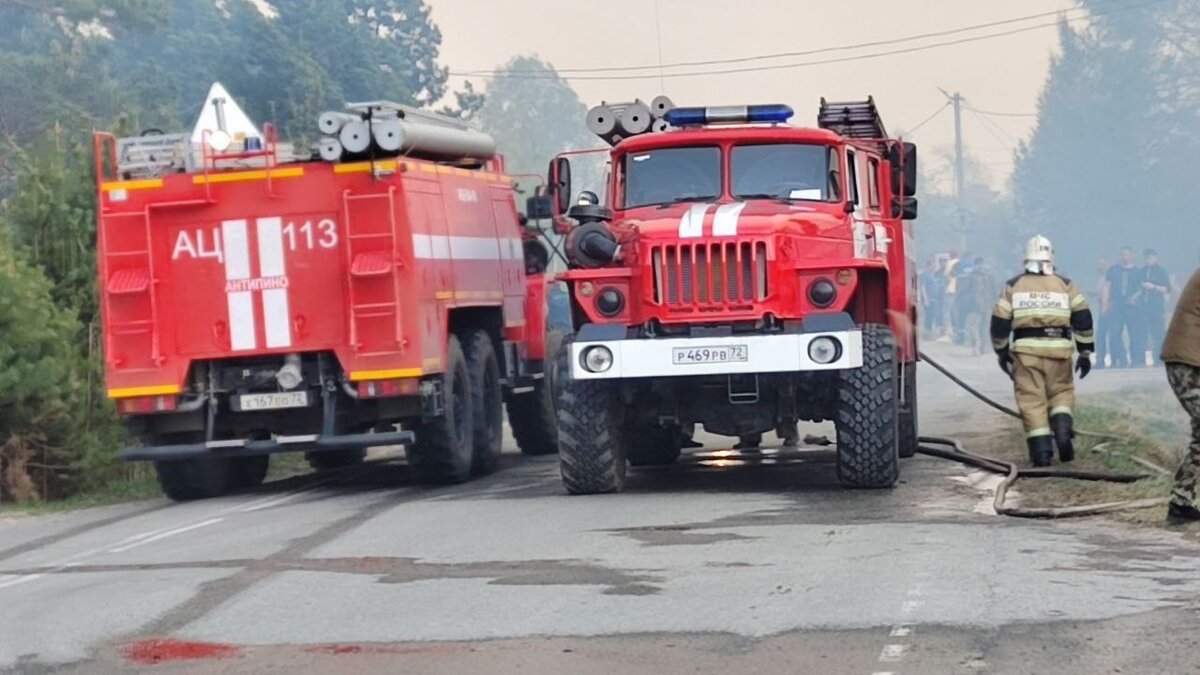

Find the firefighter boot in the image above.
[
  {"left": 1050, "top": 413, "right": 1075, "bottom": 463},
  {"left": 1167, "top": 502, "right": 1200, "bottom": 525},
  {"left": 1027, "top": 435, "right": 1055, "bottom": 468}
]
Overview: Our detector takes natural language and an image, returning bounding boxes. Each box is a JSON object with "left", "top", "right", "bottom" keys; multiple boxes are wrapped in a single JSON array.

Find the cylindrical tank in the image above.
[
  {"left": 395, "top": 121, "right": 495, "bottom": 161},
  {"left": 372, "top": 118, "right": 404, "bottom": 153},
  {"left": 339, "top": 120, "right": 372, "bottom": 154},
  {"left": 586, "top": 104, "right": 618, "bottom": 136},
  {"left": 650, "top": 95, "right": 675, "bottom": 119},
  {"left": 318, "top": 111, "right": 361, "bottom": 136},
  {"left": 617, "top": 100, "right": 652, "bottom": 135},
  {"left": 651, "top": 119, "right": 672, "bottom": 133},
  {"left": 318, "top": 137, "right": 343, "bottom": 162}
]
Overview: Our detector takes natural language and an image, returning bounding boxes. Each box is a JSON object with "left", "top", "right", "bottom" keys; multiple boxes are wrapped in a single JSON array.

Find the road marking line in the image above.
[
  {"left": 0, "top": 479, "right": 341, "bottom": 593},
  {"left": 238, "top": 485, "right": 325, "bottom": 513},
  {"left": 872, "top": 672, "right": 896, "bottom": 675},
  {"left": 108, "top": 518, "right": 224, "bottom": 553},
  {"left": 879, "top": 644, "right": 908, "bottom": 662},
  {"left": 890, "top": 625, "right": 912, "bottom": 637}
]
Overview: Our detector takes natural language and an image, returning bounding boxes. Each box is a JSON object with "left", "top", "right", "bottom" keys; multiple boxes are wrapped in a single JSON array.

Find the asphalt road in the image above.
[{"left": 2, "top": 345, "right": 1198, "bottom": 674}]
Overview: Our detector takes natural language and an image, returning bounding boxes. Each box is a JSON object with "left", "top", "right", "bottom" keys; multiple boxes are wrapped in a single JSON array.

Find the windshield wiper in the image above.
[
  {"left": 654, "top": 196, "right": 717, "bottom": 209},
  {"left": 738, "top": 193, "right": 795, "bottom": 205}
]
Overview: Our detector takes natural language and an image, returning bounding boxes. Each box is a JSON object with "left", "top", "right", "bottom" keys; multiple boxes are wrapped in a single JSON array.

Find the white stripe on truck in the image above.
[
  {"left": 255, "top": 217, "right": 292, "bottom": 349},
  {"left": 221, "top": 219, "right": 257, "bottom": 351}
]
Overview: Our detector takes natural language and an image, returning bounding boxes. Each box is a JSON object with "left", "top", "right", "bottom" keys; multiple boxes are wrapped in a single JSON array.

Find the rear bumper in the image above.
[
  {"left": 570, "top": 329, "right": 863, "bottom": 380},
  {"left": 118, "top": 431, "right": 414, "bottom": 462}
]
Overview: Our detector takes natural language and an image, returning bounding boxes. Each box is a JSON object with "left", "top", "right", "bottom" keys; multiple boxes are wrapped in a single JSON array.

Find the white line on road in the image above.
[
  {"left": 0, "top": 477, "right": 340, "bottom": 593},
  {"left": 107, "top": 518, "right": 225, "bottom": 553},
  {"left": 879, "top": 644, "right": 909, "bottom": 662},
  {"left": 889, "top": 626, "right": 912, "bottom": 637}
]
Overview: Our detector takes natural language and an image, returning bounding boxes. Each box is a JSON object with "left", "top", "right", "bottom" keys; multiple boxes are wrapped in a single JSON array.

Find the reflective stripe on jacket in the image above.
[{"left": 990, "top": 273, "right": 1094, "bottom": 359}]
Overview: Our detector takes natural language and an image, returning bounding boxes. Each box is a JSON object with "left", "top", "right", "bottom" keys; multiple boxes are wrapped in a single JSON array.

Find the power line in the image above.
[
  {"left": 965, "top": 106, "right": 1039, "bottom": 118},
  {"left": 450, "top": 0, "right": 1164, "bottom": 81},
  {"left": 904, "top": 102, "right": 951, "bottom": 136},
  {"left": 454, "top": 0, "right": 1144, "bottom": 76},
  {"left": 967, "top": 106, "right": 1018, "bottom": 149}
]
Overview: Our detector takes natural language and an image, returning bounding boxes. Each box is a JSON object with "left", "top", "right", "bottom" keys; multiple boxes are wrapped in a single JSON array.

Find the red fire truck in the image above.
[
  {"left": 547, "top": 99, "right": 919, "bottom": 493},
  {"left": 95, "top": 91, "right": 558, "bottom": 500}
]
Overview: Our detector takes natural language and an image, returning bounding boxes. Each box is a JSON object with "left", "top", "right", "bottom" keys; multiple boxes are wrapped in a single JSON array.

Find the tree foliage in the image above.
[
  {"left": 0, "top": 238, "right": 120, "bottom": 501},
  {"left": 0, "top": 0, "right": 450, "bottom": 501},
  {"left": 1013, "top": 2, "right": 1200, "bottom": 275},
  {"left": 474, "top": 56, "right": 601, "bottom": 182}
]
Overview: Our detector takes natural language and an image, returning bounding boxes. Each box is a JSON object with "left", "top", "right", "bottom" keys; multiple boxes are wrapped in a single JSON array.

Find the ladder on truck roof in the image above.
[{"left": 818, "top": 97, "right": 888, "bottom": 141}]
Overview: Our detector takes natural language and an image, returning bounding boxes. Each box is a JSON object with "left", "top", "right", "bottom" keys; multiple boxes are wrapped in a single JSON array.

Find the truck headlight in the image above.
[
  {"left": 808, "top": 336, "right": 842, "bottom": 364},
  {"left": 581, "top": 346, "right": 614, "bottom": 373},
  {"left": 808, "top": 278, "right": 837, "bottom": 307},
  {"left": 596, "top": 287, "right": 625, "bottom": 317}
]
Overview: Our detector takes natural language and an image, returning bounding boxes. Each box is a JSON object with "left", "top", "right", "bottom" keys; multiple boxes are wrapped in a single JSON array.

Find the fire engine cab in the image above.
[
  {"left": 547, "top": 98, "right": 919, "bottom": 493},
  {"left": 95, "top": 84, "right": 559, "bottom": 500}
]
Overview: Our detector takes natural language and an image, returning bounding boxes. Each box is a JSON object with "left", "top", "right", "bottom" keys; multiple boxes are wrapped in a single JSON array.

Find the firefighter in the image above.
[
  {"left": 1161, "top": 266, "right": 1200, "bottom": 523},
  {"left": 990, "top": 235, "right": 1094, "bottom": 467}
]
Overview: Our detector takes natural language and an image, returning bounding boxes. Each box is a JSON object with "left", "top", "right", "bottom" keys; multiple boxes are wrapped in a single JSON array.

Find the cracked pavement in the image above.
[{"left": 2, "top": 346, "right": 1198, "bottom": 674}]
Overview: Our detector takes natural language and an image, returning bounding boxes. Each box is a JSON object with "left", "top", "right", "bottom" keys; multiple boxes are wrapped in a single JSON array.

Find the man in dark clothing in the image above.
[
  {"left": 1162, "top": 267, "right": 1200, "bottom": 523},
  {"left": 1134, "top": 249, "right": 1171, "bottom": 367},
  {"left": 1094, "top": 257, "right": 1111, "bottom": 368},
  {"left": 1102, "top": 246, "right": 1139, "bottom": 367},
  {"left": 919, "top": 259, "right": 944, "bottom": 337}
]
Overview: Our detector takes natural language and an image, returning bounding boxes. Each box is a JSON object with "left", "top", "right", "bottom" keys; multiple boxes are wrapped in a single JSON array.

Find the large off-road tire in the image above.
[
  {"left": 898, "top": 362, "right": 919, "bottom": 459},
  {"left": 306, "top": 449, "right": 366, "bottom": 471},
  {"left": 627, "top": 424, "right": 684, "bottom": 467},
  {"left": 463, "top": 329, "right": 503, "bottom": 476},
  {"left": 153, "top": 455, "right": 232, "bottom": 502},
  {"left": 556, "top": 336, "right": 628, "bottom": 494},
  {"left": 407, "top": 335, "right": 475, "bottom": 483},
  {"left": 230, "top": 455, "right": 269, "bottom": 489},
  {"left": 835, "top": 323, "right": 900, "bottom": 489},
  {"left": 505, "top": 330, "right": 562, "bottom": 456}
]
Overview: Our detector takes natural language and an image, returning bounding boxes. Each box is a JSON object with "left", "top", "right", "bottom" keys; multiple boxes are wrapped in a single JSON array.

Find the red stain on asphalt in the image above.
[{"left": 122, "top": 638, "right": 241, "bottom": 664}]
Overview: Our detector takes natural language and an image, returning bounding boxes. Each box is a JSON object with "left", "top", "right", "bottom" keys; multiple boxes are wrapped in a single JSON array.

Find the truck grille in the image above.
[{"left": 651, "top": 241, "right": 769, "bottom": 307}]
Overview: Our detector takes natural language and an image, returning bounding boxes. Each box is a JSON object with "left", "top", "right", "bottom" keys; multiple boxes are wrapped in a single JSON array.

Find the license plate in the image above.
[
  {"left": 238, "top": 391, "right": 308, "bottom": 411},
  {"left": 671, "top": 345, "right": 749, "bottom": 366}
]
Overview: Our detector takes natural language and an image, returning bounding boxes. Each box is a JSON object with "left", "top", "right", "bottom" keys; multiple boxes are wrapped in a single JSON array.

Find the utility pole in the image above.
[{"left": 938, "top": 88, "right": 967, "bottom": 250}]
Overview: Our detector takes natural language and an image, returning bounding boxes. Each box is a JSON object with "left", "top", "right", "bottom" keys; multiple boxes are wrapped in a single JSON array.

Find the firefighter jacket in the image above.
[{"left": 990, "top": 273, "right": 1094, "bottom": 360}]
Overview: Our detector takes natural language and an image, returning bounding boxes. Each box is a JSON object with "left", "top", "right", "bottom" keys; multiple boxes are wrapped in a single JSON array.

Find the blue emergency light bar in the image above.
[{"left": 663, "top": 104, "right": 794, "bottom": 127}]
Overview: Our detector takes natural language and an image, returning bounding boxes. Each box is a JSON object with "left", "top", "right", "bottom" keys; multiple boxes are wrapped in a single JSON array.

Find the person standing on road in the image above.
[
  {"left": 919, "top": 258, "right": 944, "bottom": 338},
  {"left": 1102, "top": 246, "right": 1139, "bottom": 367},
  {"left": 1161, "top": 267, "right": 1200, "bottom": 523},
  {"left": 991, "top": 236, "right": 1094, "bottom": 467},
  {"left": 967, "top": 256, "right": 997, "bottom": 356},
  {"left": 1093, "top": 257, "right": 1111, "bottom": 368},
  {"left": 1135, "top": 249, "right": 1171, "bottom": 367}
]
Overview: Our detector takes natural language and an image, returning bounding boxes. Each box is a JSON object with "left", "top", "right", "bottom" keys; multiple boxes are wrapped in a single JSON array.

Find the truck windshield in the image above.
[
  {"left": 731, "top": 143, "right": 838, "bottom": 202},
  {"left": 622, "top": 146, "right": 721, "bottom": 208}
]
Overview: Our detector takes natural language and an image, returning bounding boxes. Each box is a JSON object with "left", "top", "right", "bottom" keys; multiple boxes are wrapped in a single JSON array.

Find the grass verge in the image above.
[
  {"left": 0, "top": 452, "right": 318, "bottom": 518},
  {"left": 977, "top": 387, "right": 1186, "bottom": 527}
]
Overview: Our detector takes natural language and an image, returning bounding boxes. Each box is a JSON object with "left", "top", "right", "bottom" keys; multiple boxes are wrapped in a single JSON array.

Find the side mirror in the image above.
[
  {"left": 892, "top": 196, "right": 918, "bottom": 220},
  {"left": 525, "top": 194, "right": 553, "bottom": 221},
  {"left": 889, "top": 142, "right": 918, "bottom": 197},
  {"left": 548, "top": 157, "right": 572, "bottom": 217}
]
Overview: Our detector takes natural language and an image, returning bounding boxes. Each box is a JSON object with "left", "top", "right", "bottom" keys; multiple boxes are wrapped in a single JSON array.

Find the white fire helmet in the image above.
[{"left": 1024, "top": 235, "right": 1054, "bottom": 275}]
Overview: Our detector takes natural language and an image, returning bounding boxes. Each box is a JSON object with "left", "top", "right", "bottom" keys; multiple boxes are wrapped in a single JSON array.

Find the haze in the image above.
[{"left": 431, "top": 0, "right": 1078, "bottom": 189}]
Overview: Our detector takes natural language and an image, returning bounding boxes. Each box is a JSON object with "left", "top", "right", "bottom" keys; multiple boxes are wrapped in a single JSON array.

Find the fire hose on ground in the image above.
[{"left": 916, "top": 351, "right": 1171, "bottom": 519}]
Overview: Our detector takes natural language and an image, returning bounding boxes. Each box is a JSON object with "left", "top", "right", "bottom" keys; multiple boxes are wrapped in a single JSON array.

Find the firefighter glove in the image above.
[
  {"left": 1075, "top": 354, "right": 1092, "bottom": 380},
  {"left": 997, "top": 349, "right": 1014, "bottom": 379}
]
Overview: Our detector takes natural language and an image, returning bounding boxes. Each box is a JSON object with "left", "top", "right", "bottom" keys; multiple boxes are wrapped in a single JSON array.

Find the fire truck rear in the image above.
[
  {"left": 96, "top": 85, "right": 559, "bottom": 500},
  {"left": 546, "top": 98, "right": 920, "bottom": 493}
]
